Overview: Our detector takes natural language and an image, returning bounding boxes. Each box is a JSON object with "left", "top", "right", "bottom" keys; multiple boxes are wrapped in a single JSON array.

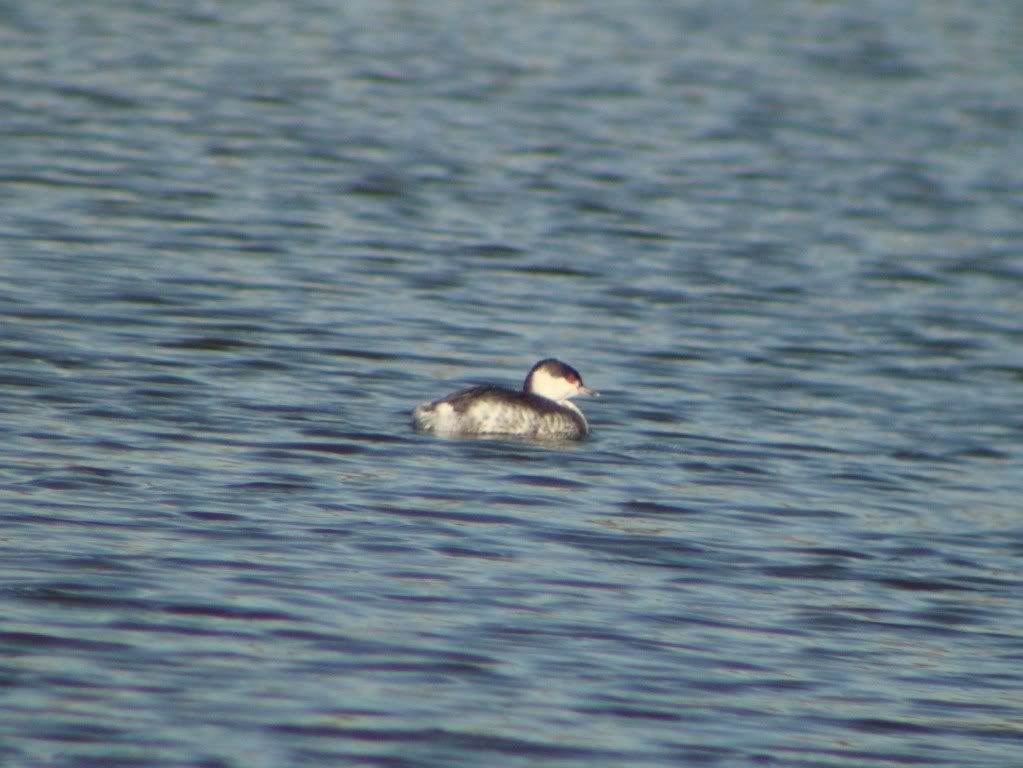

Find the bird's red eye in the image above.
[{"left": 565, "top": 374, "right": 578, "bottom": 385}]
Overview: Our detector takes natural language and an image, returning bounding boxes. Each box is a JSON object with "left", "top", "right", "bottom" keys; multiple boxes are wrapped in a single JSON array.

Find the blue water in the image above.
[{"left": 3, "top": 1, "right": 1023, "bottom": 766}]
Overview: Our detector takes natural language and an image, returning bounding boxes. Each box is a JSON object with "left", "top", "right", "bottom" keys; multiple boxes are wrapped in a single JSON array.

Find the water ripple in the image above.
[{"left": 2, "top": 1, "right": 1022, "bottom": 766}]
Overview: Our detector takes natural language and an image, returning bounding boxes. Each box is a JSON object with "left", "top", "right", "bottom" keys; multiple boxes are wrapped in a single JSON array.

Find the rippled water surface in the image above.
[{"left": 3, "top": 1, "right": 1023, "bottom": 766}]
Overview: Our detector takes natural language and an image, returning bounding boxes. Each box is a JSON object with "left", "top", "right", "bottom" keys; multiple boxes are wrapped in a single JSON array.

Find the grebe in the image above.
[{"left": 413, "top": 359, "right": 597, "bottom": 440}]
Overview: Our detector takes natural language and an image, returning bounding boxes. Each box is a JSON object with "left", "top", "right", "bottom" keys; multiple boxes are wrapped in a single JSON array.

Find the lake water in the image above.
[{"left": 2, "top": 1, "right": 1023, "bottom": 766}]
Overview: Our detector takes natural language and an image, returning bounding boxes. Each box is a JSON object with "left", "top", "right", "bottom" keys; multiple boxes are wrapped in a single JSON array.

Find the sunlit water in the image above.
[{"left": 3, "top": 1, "right": 1023, "bottom": 766}]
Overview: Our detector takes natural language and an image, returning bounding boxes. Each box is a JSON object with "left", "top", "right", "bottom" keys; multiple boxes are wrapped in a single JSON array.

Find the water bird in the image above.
[{"left": 413, "top": 358, "right": 597, "bottom": 440}]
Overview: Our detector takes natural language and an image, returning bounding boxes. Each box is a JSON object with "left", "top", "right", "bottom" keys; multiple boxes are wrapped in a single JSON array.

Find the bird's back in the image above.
[{"left": 414, "top": 385, "right": 587, "bottom": 439}]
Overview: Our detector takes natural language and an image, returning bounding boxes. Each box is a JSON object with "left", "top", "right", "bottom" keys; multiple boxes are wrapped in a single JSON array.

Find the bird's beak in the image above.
[{"left": 578, "top": 385, "right": 598, "bottom": 397}]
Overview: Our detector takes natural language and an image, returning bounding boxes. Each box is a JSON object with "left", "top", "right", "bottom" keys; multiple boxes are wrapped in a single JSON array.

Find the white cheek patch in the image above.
[{"left": 530, "top": 368, "right": 572, "bottom": 401}]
